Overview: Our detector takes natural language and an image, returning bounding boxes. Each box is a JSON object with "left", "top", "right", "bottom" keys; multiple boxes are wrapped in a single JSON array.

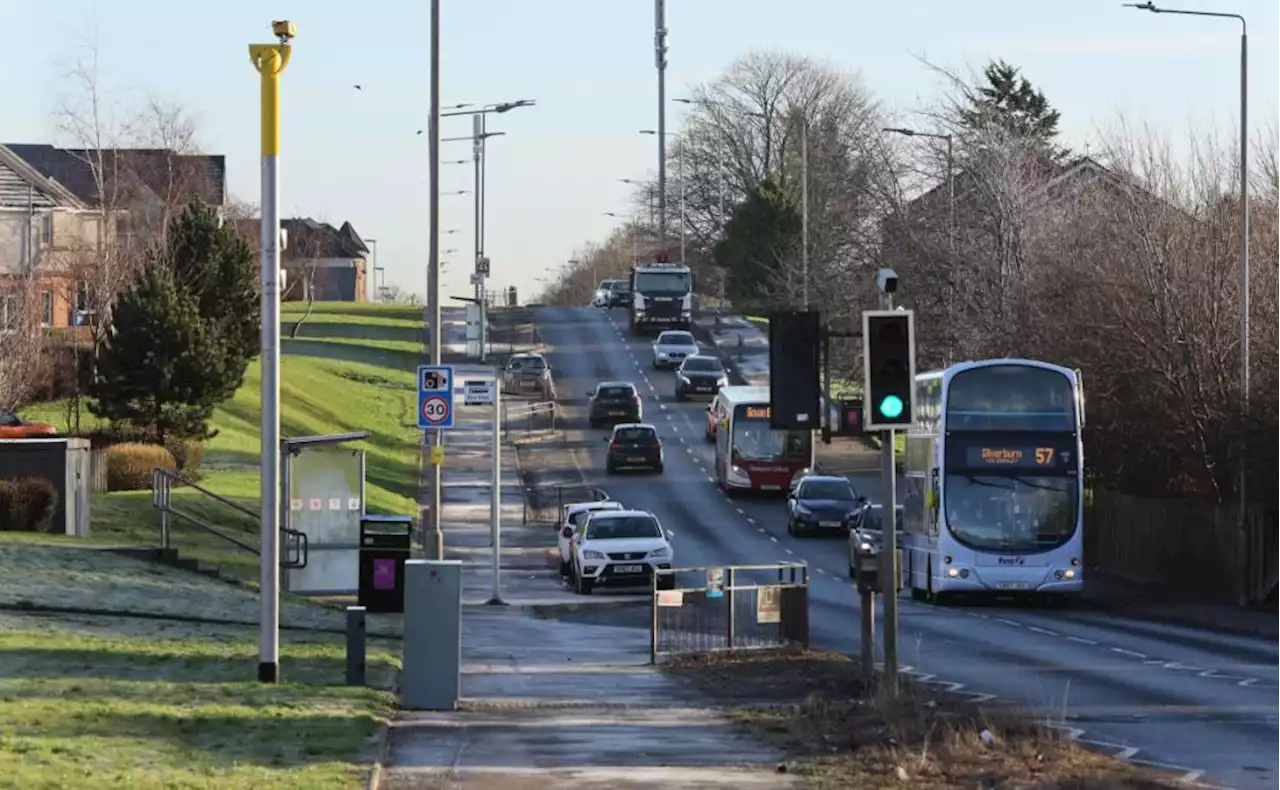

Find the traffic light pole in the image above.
[{"left": 879, "top": 292, "right": 899, "bottom": 694}]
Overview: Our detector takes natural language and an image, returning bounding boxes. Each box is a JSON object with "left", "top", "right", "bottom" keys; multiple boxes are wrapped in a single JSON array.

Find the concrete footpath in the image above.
[{"left": 381, "top": 605, "right": 798, "bottom": 789}]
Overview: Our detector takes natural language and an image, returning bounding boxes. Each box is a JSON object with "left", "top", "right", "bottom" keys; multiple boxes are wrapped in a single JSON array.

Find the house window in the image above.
[
  {"left": 41, "top": 290, "right": 53, "bottom": 327},
  {"left": 1, "top": 295, "right": 16, "bottom": 331},
  {"left": 40, "top": 214, "right": 53, "bottom": 246}
]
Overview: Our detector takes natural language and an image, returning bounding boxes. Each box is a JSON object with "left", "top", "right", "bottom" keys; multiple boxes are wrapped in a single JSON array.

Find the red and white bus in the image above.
[{"left": 705, "top": 386, "right": 814, "bottom": 495}]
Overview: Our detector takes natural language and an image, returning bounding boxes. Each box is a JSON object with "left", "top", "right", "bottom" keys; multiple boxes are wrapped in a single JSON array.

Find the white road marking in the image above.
[
  {"left": 769, "top": 536, "right": 778, "bottom": 543},
  {"left": 1113, "top": 747, "right": 1140, "bottom": 761},
  {"left": 1238, "top": 678, "right": 1258, "bottom": 687},
  {"left": 994, "top": 618, "right": 1022, "bottom": 628},
  {"left": 1110, "top": 647, "right": 1147, "bottom": 659},
  {"left": 756, "top": 527, "right": 765, "bottom": 533},
  {"left": 735, "top": 507, "right": 744, "bottom": 514},
  {"left": 784, "top": 549, "right": 794, "bottom": 555},
  {"left": 1026, "top": 626, "right": 1058, "bottom": 636},
  {"left": 1067, "top": 636, "right": 1098, "bottom": 645},
  {"left": 745, "top": 517, "right": 755, "bottom": 524}
]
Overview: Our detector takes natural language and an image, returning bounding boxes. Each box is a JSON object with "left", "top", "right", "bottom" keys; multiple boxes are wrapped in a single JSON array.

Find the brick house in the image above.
[
  {"left": 276, "top": 218, "right": 370, "bottom": 303},
  {"left": 0, "top": 142, "right": 225, "bottom": 335}
]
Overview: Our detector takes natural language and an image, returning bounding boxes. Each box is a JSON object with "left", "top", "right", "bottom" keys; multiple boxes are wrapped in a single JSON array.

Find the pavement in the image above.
[
  {"left": 382, "top": 607, "right": 798, "bottom": 789},
  {"left": 517, "top": 305, "right": 1279, "bottom": 790}
]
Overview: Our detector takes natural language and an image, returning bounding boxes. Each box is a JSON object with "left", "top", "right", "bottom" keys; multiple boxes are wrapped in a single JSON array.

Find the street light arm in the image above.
[{"left": 1124, "top": 2, "right": 1245, "bottom": 31}]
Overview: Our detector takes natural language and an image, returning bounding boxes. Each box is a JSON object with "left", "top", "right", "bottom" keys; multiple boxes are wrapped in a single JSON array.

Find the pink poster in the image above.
[{"left": 372, "top": 558, "right": 397, "bottom": 590}]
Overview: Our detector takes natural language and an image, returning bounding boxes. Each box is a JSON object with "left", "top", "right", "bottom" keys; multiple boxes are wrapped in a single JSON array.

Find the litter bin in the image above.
[
  {"left": 358, "top": 515, "right": 413, "bottom": 614},
  {"left": 837, "top": 397, "right": 864, "bottom": 437}
]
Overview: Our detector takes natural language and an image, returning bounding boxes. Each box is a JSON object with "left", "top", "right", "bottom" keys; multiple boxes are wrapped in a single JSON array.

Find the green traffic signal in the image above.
[{"left": 878, "top": 394, "right": 904, "bottom": 419}]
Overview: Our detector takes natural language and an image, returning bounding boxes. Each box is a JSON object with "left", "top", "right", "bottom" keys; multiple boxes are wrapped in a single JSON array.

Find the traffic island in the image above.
[{"left": 664, "top": 649, "right": 1187, "bottom": 789}]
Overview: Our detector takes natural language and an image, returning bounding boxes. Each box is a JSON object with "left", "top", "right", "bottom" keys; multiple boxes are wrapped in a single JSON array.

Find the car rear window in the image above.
[
  {"left": 615, "top": 427, "right": 656, "bottom": 442},
  {"left": 681, "top": 357, "right": 722, "bottom": 372},
  {"left": 798, "top": 480, "right": 856, "bottom": 500},
  {"left": 586, "top": 516, "right": 661, "bottom": 540},
  {"left": 614, "top": 282, "right": 631, "bottom": 292},
  {"left": 659, "top": 332, "right": 694, "bottom": 345},
  {"left": 599, "top": 385, "right": 634, "bottom": 398}
]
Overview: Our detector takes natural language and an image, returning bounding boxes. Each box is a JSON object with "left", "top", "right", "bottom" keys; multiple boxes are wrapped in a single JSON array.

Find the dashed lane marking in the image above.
[
  {"left": 1067, "top": 636, "right": 1099, "bottom": 645},
  {"left": 1110, "top": 647, "right": 1148, "bottom": 659},
  {"left": 1027, "top": 626, "right": 1058, "bottom": 636}
]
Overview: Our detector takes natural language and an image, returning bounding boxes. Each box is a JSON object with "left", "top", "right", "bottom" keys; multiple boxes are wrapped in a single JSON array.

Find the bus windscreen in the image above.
[
  {"left": 731, "top": 405, "right": 811, "bottom": 462},
  {"left": 946, "top": 366, "right": 1075, "bottom": 432}
]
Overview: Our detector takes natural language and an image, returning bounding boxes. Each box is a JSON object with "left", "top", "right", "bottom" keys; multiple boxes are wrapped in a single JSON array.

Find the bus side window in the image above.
[{"left": 928, "top": 469, "right": 940, "bottom": 534}]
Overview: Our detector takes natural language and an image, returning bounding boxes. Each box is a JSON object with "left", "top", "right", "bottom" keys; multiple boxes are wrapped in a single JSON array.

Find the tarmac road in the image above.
[{"left": 533, "top": 305, "right": 1278, "bottom": 790}]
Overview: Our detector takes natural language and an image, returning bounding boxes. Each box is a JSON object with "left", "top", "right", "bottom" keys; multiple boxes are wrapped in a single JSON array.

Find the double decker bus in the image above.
[
  {"left": 706, "top": 386, "right": 814, "bottom": 495},
  {"left": 902, "top": 359, "right": 1085, "bottom": 602}
]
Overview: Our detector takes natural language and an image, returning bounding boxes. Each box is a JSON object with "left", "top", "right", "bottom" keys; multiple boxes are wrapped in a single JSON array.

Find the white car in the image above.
[
  {"left": 558, "top": 500, "right": 624, "bottom": 576},
  {"left": 651, "top": 330, "right": 700, "bottom": 370},
  {"left": 570, "top": 509, "right": 675, "bottom": 595}
]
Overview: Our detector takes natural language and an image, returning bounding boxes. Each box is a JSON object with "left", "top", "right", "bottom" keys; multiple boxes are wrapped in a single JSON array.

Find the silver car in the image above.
[
  {"left": 651, "top": 330, "right": 699, "bottom": 370},
  {"left": 501, "top": 352, "right": 553, "bottom": 397}
]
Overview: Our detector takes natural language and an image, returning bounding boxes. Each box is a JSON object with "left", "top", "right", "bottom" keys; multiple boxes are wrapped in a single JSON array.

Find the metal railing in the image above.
[
  {"left": 650, "top": 562, "right": 809, "bottom": 663},
  {"left": 151, "top": 468, "right": 307, "bottom": 568},
  {"left": 502, "top": 399, "right": 558, "bottom": 440},
  {"left": 521, "top": 482, "right": 610, "bottom": 526}
]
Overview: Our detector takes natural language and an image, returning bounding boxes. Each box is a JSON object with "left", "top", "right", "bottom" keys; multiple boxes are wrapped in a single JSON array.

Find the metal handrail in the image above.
[{"left": 151, "top": 468, "right": 308, "bottom": 568}]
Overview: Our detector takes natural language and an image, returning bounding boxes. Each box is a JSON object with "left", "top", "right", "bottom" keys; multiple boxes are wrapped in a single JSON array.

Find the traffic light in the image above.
[{"left": 861, "top": 310, "right": 916, "bottom": 430}]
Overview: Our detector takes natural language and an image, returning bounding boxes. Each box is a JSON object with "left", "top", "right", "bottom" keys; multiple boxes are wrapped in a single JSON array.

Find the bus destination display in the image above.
[
  {"left": 962, "top": 444, "right": 1072, "bottom": 470},
  {"left": 742, "top": 406, "right": 771, "bottom": 419}
]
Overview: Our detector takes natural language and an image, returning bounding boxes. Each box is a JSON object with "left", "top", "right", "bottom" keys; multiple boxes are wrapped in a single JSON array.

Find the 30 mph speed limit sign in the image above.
[{"left": 417, "top": 364, "right": 455, "bottom": 429}]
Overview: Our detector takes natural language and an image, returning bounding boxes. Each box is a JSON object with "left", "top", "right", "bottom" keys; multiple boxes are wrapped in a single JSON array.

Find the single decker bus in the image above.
[
  {"left": 902, "top": 359, "right": 1085, "bottom": 602},
  {"left": 706, "top": 386, "right": 814, "bottom": 496}
]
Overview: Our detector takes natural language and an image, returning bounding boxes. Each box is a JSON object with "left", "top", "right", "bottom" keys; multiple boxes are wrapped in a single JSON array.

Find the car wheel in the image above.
[
  {"left": 786, "top": 518, "right": 794, "bottom": 536},
  {"left": 674, "top": 390, "right": 684, "bottom": 402},
  {"left": 576, "top": 574, "right": 594, "bottom": 595},
  {"left": 606, "top": 462, "right": 617, "bottom": 475},
  {"left": 848, "top": 562, "right": 856, "bottom": 579},
  {"left": 654, "top": 463, "right": 664, "bottom": 474}
]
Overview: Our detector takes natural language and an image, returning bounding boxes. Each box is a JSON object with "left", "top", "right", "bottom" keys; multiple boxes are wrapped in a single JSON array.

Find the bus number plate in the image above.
[{"left": 997, "top": 582, "right": 1029, "bottom": 590}]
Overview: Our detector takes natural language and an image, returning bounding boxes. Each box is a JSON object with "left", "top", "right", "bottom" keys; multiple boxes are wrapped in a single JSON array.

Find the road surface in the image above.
[{"left": 533, "top": 305, "right": 1278, "bottom": 790}]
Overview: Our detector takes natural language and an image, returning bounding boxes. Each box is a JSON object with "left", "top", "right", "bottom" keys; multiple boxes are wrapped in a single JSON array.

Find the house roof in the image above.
[
  {"left": 0, "top": 145, "right": 86, "bottom": 209},
  {"left": 2, "top": 143, "right": 226, "bottom": 209},
  {"left": 280, "top": 218, "right": 370, "bottom": 259}
]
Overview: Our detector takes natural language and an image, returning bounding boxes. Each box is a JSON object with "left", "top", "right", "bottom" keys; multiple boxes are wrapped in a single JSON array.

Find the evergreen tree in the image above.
[
  {"left": 713, "top": 179, "right": 802, "bottom": 310},
  {"left": 89, "top": 200, "right": 259, "bottom": 441},
  {"left": 163, "top": 201, "right": 260, "bottom": 401},
  {"left": 960, "top": 60, "right": 1061, "bottom": 146},
  {"left": 88, "top": 263, "right": 226, "bottom": 443}
]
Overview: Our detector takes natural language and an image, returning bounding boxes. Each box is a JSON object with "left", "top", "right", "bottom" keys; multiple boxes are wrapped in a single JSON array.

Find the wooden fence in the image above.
[
  {"left": 88, "top": 448, "right": 109, "bottom": 493},
  {"left": 1085, "top": 489, "right": 1278, "bottom": 605}
]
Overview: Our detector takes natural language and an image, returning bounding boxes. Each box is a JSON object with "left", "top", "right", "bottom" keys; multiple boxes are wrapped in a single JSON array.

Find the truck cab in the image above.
[{"left": 630, "top": 260, "right": 693, "bottom": 335}]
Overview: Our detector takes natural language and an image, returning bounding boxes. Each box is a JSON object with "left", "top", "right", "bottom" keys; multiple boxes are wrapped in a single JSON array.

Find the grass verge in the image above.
[
  {"left": 0, "top": 609, "right": 398, "bottom": 789},
  {"left": 20, "top": 303, "right": 429, "bottom": 582},
  {"left": 665, "top": 649, "right": 1185, "bottom": 789}
]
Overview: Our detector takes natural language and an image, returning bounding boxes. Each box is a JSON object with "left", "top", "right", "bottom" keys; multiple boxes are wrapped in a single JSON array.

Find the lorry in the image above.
[{"left": 629, "top": 260, "right": 694, "bottom": 334}]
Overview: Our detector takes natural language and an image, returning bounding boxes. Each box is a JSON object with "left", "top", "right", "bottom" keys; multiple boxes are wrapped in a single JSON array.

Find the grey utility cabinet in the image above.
[{"left": 0, "top": 438, "right": 91, "bottom": 536}]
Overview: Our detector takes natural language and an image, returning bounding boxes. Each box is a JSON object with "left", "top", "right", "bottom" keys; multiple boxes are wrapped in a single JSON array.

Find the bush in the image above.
[
  {"left": 105, "top": 443, "right": 178, "bottom": 492},
  {"left": 166, "top": 439, "right": 206, "bottom": 477},
  {"left": 0, "top": 478, "right": 59, "bottom": 533}
]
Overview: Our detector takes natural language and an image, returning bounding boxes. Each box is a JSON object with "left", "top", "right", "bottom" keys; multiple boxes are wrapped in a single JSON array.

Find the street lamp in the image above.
[
  {"left": 884, "top": 126, "right": 956, "bottom": 362},
  {"left": 640, "top": 129, "right": 685, "bottom": 265},
  {"left": 674, "top": 97, "right": 732, "bottom": 231},
  {"left": 618, "top": 178, "right": 656, "bottom": 228},
  {"left": 654, "top": 0, "right": 670, "bottom": 252},
  {"left": 1126, "top": 0, "right": 1251, "bottom": 604}
]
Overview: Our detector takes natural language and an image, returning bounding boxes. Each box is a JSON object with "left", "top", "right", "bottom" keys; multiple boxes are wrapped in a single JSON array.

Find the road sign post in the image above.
[
  {"left": 462, "top": 375, "right": 503, "bottom": 605},
  {"left": 417, "top": 365, "right": 456, "bottom": 431}
]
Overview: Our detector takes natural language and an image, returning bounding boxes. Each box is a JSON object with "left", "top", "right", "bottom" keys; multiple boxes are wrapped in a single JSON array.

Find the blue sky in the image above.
[{"left": 3, "top": 0, "right": 1275, "bottom": 300}]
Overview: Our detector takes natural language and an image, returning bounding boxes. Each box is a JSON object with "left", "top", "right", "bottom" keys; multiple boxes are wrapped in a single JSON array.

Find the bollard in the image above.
[
  {"left": 346, "top": 606, "right": 367, "bottom": 686},
  {"left": 859, "top": 590, "right": 876, "bottom": 681}
]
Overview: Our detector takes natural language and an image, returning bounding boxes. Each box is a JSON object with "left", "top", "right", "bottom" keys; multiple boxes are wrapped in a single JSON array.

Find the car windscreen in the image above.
[
  {"left": 614, "top": 427, "right": 656, "bottom": 442},
  {"left": 613, "top": 281, "right": 632, "bottom": 293},
  {"left": 658, "top": 332, "right": 694, "bottom": 345},
  {"left": 598, "top": 386, "right": 634, "bottom": 398},
  {"left": 585, "top": 516, "right": 662, "bottom": 540},
  {"left": 514, "top": 357, "right": 546, "bottom": 370},
  {"left": 864, "top": 506, "right": 905, "bottom": 531},
  {"left": 798, "top": 480, "right": 856, "bottom": 500},
  {"left": 681, "top": 357, "right": 722, "bottom": 373}
]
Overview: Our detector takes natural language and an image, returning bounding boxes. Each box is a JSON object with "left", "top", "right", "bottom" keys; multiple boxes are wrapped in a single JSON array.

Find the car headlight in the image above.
[
  {"left": 582, "top": 550, "right": 605, "bottom": 560},
  {"left": 716, "top": 376, "right": 728, "bottom": 386},
  {"left": 795, "top": 504, "right": 812, "bottom": 515},
  {"left": 648, "top": 546, "right": 671, "bottom": 559}
]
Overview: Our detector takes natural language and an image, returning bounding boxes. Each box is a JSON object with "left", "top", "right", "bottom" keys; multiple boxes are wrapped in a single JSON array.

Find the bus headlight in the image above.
[
  {"left": 1054, "top": 568, "right": 1077, "bottom": 580},
  {"left": 729, "top": 465, "right": 750, "bottom": 484},
  {"left": 947, "top": 567, "right": 970, "bottom": 579}
]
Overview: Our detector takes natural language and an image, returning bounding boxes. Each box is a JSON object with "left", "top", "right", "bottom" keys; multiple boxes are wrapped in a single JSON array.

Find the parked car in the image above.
[
  {"left": 570, "top": 509, "right": 675, "bottom": 594},
  {"left": 558, "top": 500, "right": 624, "bottom": 577},
  {"left": 0, "top": 409, "right": 56, "bottom": 439},
  {"left": 651, "top": 330, "right": 699, "bottom": 370},
  {"left": 587, "top": 381, "right": 642, "bottom": 428},
  {"left": 501, "top": 352, "right": 553, "bottom": 397},
  {"left": 604, "top": 423, "right": 664, "bottom": 474},
  {"left": 786, "top": 474, "right": 863, "bottom": 537},
  {"left": 846, "top": 504, "right": 905, "bottom": 578},
  {"left": 674, "top": 355, "right": 728, "bottom": 400}
]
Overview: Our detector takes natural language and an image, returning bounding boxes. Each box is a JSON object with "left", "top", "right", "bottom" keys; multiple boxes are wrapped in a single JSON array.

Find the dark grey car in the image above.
[{"left": 674, "top": 355, "right": 728, "bottom": 400}]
